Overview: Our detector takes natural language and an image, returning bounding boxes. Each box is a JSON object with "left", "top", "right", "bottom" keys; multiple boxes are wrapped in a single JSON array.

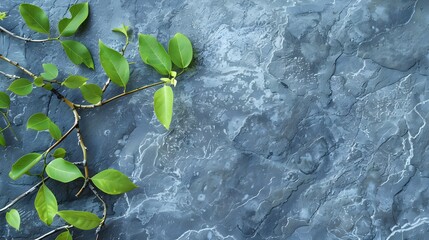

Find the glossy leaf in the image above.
[
  {"left": 8, "top": 78, "right": 33, "bottom": 96},
  {"left": 0, "top": 91, "right": 10, "bottom": 109},
  {"left": 62, "top": 75, "right": 87, "bottom": 89},
  {"left": 91, "top": 169, "right": 137, "bottom": 195},
  {"left": 0, "top": 132, "right": 5, "bottom": 147},
  {"left": 138, "top": 34, "right": 171, "bottom": 75},
  {"left": 34, "top": 77, "right": 44, "bottom": 87},
  {"left": 57, "top": 210, "right": 101, "bottom": 230},
  {"left": 9, "top": 153, "right": 43, "bottom": 180},
  {"left": 46, "top": 158, "right": 83, "bottom": 183},
  {"left": 61, "top": 40, "right": 94, "bottom": 69},
  {"left": 56, "top": 231, "right": 72, "bottom": 240},
  {"left": 43, "top": 83, "right": 53, "bottom": 91},
  {"left": 80, "top": 84, "right": 102, "bottom": 104},
  {"left": 35, "top": 184, "right": 58, "bottom": 226},
  {"left": 99, "top": 40, "right": 129, "bottom": 88},
  {"left": 154, "top": 86, "right": 173, "bottom": 130},
  {"left": 58, "top": 2, "right": 89, "bottom": 37},
  {"left": 41, "top": 63, "right": 58, "bottom": 80},
  {"left": 53, "top": 148, "right": 66, "bottom": 158},
  {"left": 112, "top": 24, "right": 129, "bottom": 39},
  {"left": 27, "top": 113, "right": 50, "bottom": 131},
  {"left": 6, "top": 209, "right": 20, "bottom": 231},
  {"left": 168, "top": 33, "right": 193, "bottom": 68},
  {"left": 19, "top": 4, "right": 50, "bottom": 34},
  {"left": 49, "top": 122, "right": 62, "bottom": 140}
]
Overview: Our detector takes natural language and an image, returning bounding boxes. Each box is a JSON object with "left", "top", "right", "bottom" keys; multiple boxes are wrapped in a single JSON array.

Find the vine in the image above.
[{"left": 0, "top": 2, "right": 193, "bottom": 239}]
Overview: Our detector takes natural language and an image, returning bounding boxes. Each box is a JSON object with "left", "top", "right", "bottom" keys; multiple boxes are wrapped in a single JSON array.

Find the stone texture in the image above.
[{"left": 0, "top": 0, "right": 428, "bottom": 239}]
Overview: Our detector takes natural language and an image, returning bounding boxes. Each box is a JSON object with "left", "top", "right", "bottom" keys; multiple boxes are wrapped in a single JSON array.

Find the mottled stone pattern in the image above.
[{"left": 0, "top": 0, "right": 428, "bottom": 239}]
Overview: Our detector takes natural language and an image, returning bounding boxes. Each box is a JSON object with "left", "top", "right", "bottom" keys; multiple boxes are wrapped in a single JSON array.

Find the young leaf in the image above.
[
  {"left": 49, "top": 122, "right": 62, "bottom": 140},
  {"left": 112, "top": 24, "right": 129, "bottom": 39},
  {"left": 168, "top": 33, "right": 193, "bottom": 68},
  {"left": 91, "top": 169, "right": 138, "bottom": 195},
  {"left": 61, "top": 40, "right": 94, "bottom": 69},
  {"left": 56, "top": 231, "right": 73, "bottom": 240},
  {"left": 0, "top": 91, "right": 10, "bottom": 109},
  {"left": 53, "top": 148, "right": 67, "bottom": 158},
  {"left": 27, "top": 113, "right": 50, "bottom": 131},
  {"left": 9, "top": 153, "right": 43, "bottom": 180},
  {"left": 62, "top": 75, "right": 88, "bottom": 89},
  {"left": 35, "top": 184, "right": 58, "bottom": 226},
  {"left": 80, "top": 84, "right": 102, "bottom": 104},
  {"left": 46, "top": 158, "right": 83, "bottom": 183},
  {"left": 41, "top": 63, "right": 58, "bottom": 80},
  {"left": 8, "top": 78, "right": 33, "bottom": 96},
  {"left": 99, "top": 40, "right": 129, "bottom": 88},
  {"left": 58, "top": 2, "right": 89, "bottom": 37},
  {"left": 0, "top": 132, "right": 5, "bottom": 147},
  {"left": 34, "top": 77, "right": 44, "bottom": 87},
  {"left": 57, "top": 210, "right": 101, "bottom": 230},
  {"left": 6, "top": 209, "right": 20, "bottom": 231},
  {"left": 138, "top": 34, "right": 172, "bottom": 75},
  {"left": 154, "top": 86, "right": 174, "bottom": 130},
  {"left": 19, "top": 4, "right": 50, "bottom": 34},
  {"left": 0, "top": 12, "right": 7, "bottom": 21}
]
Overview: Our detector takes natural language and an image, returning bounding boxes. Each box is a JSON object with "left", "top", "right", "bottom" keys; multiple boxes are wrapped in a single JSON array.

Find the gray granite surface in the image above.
[{"left": 0, "top": 0, "right": 428, "bottom": 239}]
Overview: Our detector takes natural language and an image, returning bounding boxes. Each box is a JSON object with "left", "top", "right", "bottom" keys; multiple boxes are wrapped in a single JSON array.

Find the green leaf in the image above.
[
  {"left": 53, "top": 148, "right": 66, "bottom": 158},
  {"left": 112, "top": 24, "right": 129, "bottom": 39},
  {"left": 56, "top": 231, "right": 73, "bottom": 240},
  {"left": 8, "top": 78, "right": 33, "bottom": 96},
  {"left": 49, "top": 122, "right": 62, "bottom": 140},
  {"left": 6, "top": 209, "right": 20, "bottom": 231},
  {"left": 35, "top": 183, "right": 58, "bottom": 226},
  {"left": 34, "top": 77, "right": 44, "bottom": 87},
  {"left": 0, "top": 12, "right": 7, "bottom": 21},
  {"left": 168, "top": 33, "right": 193, "bottom": 68},
  {"left": 80, "top": 84, "right": 102, "bottom": 104},
  {"left": 57, "top": 210, "right": 101, "bottom": 230},
  {"left": 154, "top": 86, "right": 174, "bottom": 130},
  {"left": 46, "top": 158, "right": 83, "bottom": 183},
  {"left": 58, "top": 2, "right": 89, "bottom": 37},
  {"left": 99, "top": 40, "right": 129, "bottom": 88},
  {"left": 0, "top": 91, "right": 10, "bottom": 109},
  {"left": 9, "top": 153, "right": 43, "bottom": 180},
  {"left": 40, "top": 63, "right": 58, "bottom": 80},
  {"left": 0, "top": 132, "right": 5, "bottom": 147},
  {"left": 27, "top": 113, "right": 50, "bottom": 131},
  {"left": 19, "top": 4, "right": 50, "bottom": 34},
  {"left": 138, "top": 34, "right": 172, "bottom": 75},
  {"left": 61, "top": 40, "right": 94, "bottom": 69},
  {"left": 62, "top": 75, "right": 87, "bottom": 89},
  {"left": 91, "top": 169, "right": 138, "bottom": 195}
]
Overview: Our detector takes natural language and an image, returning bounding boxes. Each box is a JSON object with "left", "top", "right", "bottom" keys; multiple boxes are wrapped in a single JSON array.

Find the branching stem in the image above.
[{"left": 0, "top": 25, "right": 57, "bottom": 43}]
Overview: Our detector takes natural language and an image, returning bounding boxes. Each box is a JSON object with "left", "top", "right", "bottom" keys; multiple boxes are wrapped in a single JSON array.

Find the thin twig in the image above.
[
  {"left": 44, "top": 123, "right": 77, "bottom": 155},
  {"left": 0, "top": 25, "right": 55, "bottom": 43},
  {"left": 0, "top": 177, "right": 48, "bottom": 213},
  {"left": 75, "top": 127, "right": 89, "bottom": 197},
  {"left": 34, "top": 225, "right": 73, "bottom": 240},
  {"left": 0, "top": 70, "right": 20, "bottom": 79},
  {"left": 89, "top": 183, "right": 107, "bottom": 239},
  {"left": 0, "top": 54, "right": 36, "bottom": 79}
]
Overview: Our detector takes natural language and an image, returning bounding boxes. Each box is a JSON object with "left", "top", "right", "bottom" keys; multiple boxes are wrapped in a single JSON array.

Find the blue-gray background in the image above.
[{"left": 1, "top": 0, "right": 428, "bottom": 239}]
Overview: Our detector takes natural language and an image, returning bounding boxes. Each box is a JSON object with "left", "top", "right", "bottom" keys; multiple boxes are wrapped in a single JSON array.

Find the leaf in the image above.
[
  {"left": 154, "top": 86, "right": 174, "bottom": 130},
  {"left": 49, "top": 122, "right": 62, "bottom": 140},
  {"left": 99, "top": 40, "right": 129, "bottom": 88},
  {"left": 112, "top": 24, "right": 129, "bottom": 39},
  {"left": 61, "top": 40, "right": 94, "bottom": 69},
  {"left": 8, "top": 78, "right": 33, "bottom": 96},
  {"left": 91, "top": 169, "right": 138, "bottom": 195},
  {"left": 34, "top": 77, "right": 44, "bottom": 87},
  {"left": 62, "top": 75, "right": 88, "bottom": 89},
  {"left": 27, "top": 113, "right": 50, "bottom": 131},
  {"left": 0, "top": 132, "right": 5, "bottom": 147},
  {"left": 46, "top": 158, "right": 83, "bottom": 183},
  {"left": 168, "top": 33, "right": 193, "bottom": 68},
  {"left": 35, "top": 184, "right": 58, "bottom": 226},
  {"left": 19, "top": 4, "right": 50, "bottom": 34},
  {"left": 6, "top": 209, "right": 20, "bottom": 231},
  {"left": 57, "top": 210, "right": 101, "bottom": 230},
  {"left": 9, "top": 153, "right": 43, "bottom": 180},
  {"left": 58, "top": 2, "right": 89, "bottom": 37},
  {"left": 53, "top": 148, "right": 66, "bottom": 158},
  {"left": 138, "top": 34, "right": 172, "bottom": 75},
  {"left": 0, "top": 91, "right": 10, "bottom": 109},
  {"left": 80, "top": 84, "right": 102, "bottom": 104},
  {"left": 56, "top": 231, "right": 73, "bottom": 240},
  {"left": 41, "top": 63, "right": 58, "bottom": 80}
]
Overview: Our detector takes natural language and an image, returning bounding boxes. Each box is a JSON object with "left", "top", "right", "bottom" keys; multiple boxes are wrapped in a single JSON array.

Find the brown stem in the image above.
[
  {"left": 0, "top": 54, "right": 36, "bottom": 79},
  {"left": 44, "top": 123, "right": 77, "bottom": 155},
  {"left": 34, "top": 225, "right": 73, "bottom": 240},
  {"left": 75, "top": 127, "right": 89, "bottom": 197},
  {"left": 89, "top": 183, "right": 107, "bottom": 239},
  {"left": 0, "top": 25, "right": 54, "bottom": 43}
]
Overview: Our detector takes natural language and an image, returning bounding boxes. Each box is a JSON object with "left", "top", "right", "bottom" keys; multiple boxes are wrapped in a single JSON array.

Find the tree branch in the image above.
[
  {"left": 0, "top": 70, "right": 20, "bottom": 79},
  {"left": 34, "top": 225, "right": 73, "bottom": 240},
  {"left": 0, "top": 25, "right": 55, "bottom": 43},
  {"left": 0, "top": 54, "right": 36, "bottom": 79},
  {"left": 89, "top": 183, "right": 107, "bottom": 240}
]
